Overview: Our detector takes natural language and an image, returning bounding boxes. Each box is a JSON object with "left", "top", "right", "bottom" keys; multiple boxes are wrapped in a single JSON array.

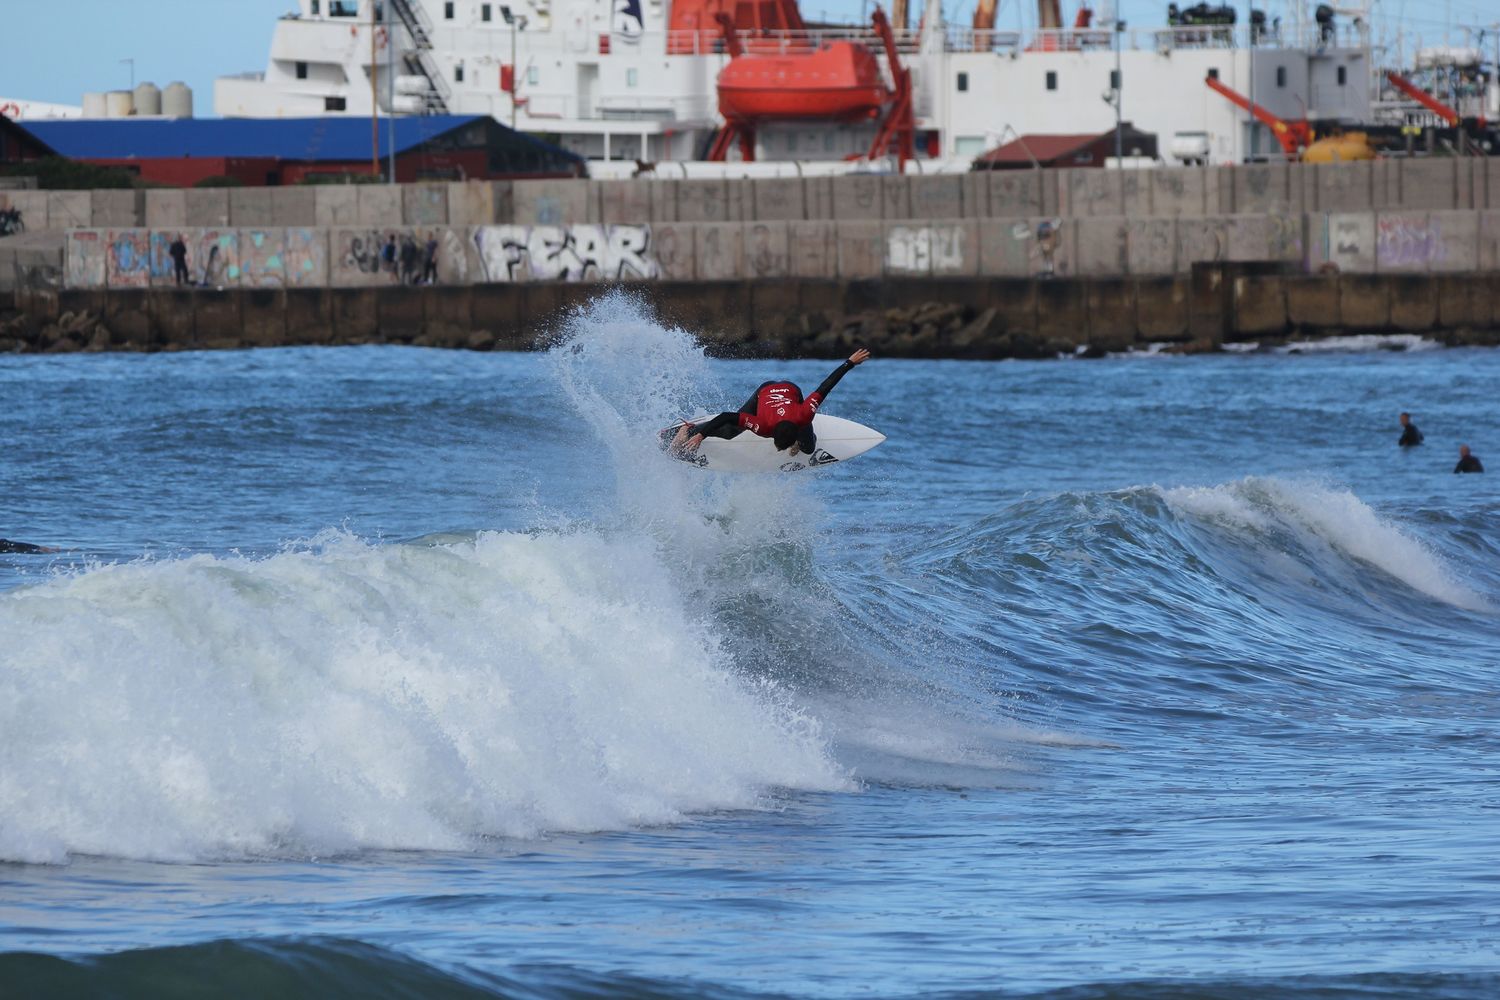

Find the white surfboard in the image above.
[{"left": 661, "top": 413, "right": 886, "bottom": 472}]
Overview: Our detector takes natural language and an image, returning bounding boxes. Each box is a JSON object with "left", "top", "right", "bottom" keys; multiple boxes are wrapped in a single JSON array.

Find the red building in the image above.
[
  {"left": 972, "top": 124, "right": 1158, "bottom": 170},
  {"left": 15, "top": 115, "right": 582, "bottom": 187}
]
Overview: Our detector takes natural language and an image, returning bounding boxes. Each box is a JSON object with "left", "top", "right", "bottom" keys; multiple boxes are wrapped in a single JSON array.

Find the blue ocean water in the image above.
[{"left": 2, "top": 298, "right": 1498, "bottom": 999}]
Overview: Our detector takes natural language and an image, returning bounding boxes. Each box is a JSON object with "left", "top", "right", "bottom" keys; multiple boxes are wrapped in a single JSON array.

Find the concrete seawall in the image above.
[{"left": 6, "top": 269, "right": 1499, "bottom": 358}]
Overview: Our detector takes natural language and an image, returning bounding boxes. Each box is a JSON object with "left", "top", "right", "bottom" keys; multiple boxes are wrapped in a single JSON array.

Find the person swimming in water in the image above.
[
  {"left": 0, "top": 538, "right": 57, "bottom": 554},
  {"left": 1454, "top": 445, "right": 1484, "bottom": 473},
  {"left": 670, "top": 349, "right": 871, "bottom": 457},
  {"left": 1398, "top": 411, "right": 1424, "bottom": 447}
]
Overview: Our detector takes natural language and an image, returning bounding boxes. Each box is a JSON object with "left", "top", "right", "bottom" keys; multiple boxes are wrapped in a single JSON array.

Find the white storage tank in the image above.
[
  {"left": 105, "top": 90, "right": 135, "bottom": 117},
  {"left": 392, "top": 94, "right": 424, "bottom": 113},
  {"left": 133, "top": 81, "right": 161, "bottom": 116},
  {"left": 163, "top": 81, "right": 193, "bottom": 118},
  {"left": 82, "top": 92, "right": 108, "bottom": 118},
  {"left": 394, "top": 75, "right": 429, "bottom": 95}
]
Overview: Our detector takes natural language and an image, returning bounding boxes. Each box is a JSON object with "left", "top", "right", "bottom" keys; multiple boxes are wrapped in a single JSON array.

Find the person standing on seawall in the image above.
[
  {"left": 169, "top": 233, "right": 189, "bottom": 286},
  {"left": 1454, "top": 445, "right": 1484, "bottom": 473},
  {"left": 1398, "top": 412, "right": 1424, "bottom": 447}
]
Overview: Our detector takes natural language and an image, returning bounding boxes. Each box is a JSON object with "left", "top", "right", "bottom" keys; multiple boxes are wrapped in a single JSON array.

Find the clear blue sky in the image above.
[{"left": 1, "top": 0, "right": 1492, "bottom": 115}]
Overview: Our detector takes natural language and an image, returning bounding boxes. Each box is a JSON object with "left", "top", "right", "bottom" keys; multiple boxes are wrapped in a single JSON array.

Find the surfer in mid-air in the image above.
[{"left": 669, "top": 348, "right": 871, "bottom": 458}]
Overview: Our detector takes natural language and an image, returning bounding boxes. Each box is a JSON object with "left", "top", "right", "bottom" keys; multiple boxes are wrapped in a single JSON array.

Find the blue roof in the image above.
[{"left": 17, "top": 115, "right": 506, "bottom": 161}]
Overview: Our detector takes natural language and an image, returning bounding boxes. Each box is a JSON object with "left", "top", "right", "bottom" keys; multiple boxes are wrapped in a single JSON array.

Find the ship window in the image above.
[
  {"left": 296, "top": 61, "right": 309, "bottom": 79},
  {"left": 329, "top": 0, "right": 358, "bottom": 15},
  {"left": 455, "top": 62, "right": 465, "bottom": 82},
  {"left": 1045, "top": 71, "right": 1057, "bottom": 91},
  {"left": 1207, "top": 67, "right": 1219, "bottom": 80},
  {"left": 325, "top": 96, "right": 346, "bottom": 110},
  {"left": 627, "top": 68, "right": 638, "bottom": 87},
  {"left": 481, "top": 3, "right": 491, "bottom": 21},
  {"left": 528, "top": 66, "right": 539, "bottom": 84},
  {"left": 1276, "top": 66, "right": 1286, "bottom": 87},
  {"left": 1110, "top": 69, "right": 1119, "bottom": 90},
  {"left": 444, "top": 1, "right": 454, "bottom": 17},
  {"left": 310, "top": 0, "right": 320, "bottom": 13},
  {"left": 1337, "top": 66, "right": 1347, "bottom": 85},
  {"left": 957, "top": 72, "right": 968, "bottom": 92}
]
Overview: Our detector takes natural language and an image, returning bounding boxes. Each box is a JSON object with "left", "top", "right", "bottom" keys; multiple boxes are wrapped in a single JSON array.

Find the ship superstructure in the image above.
[{"left": 215, "top": 0, "right": 1376, "bottom": 167}]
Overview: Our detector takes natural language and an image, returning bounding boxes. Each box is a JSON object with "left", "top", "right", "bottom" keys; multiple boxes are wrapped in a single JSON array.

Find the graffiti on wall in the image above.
[
  {"left": 284, "top": 227, "right": 329, "bottom": 286},
  {"left": 106, "top": 230, "right": 152, "bottom": 288},
  {"left": 1377, "top": 215, "right": 1445, "bottom": 270},
  {"left": 240, "top": 229, "right": 287, "bottom": 288},
  {"left": 65, "top": 230, "right": 106, "bottom": 288},
  {"left": 886, "top": 225, "right": 966, "bottom": 275},
  {"left": 473, "top": 224, "right": 658, "bottom": 282}
]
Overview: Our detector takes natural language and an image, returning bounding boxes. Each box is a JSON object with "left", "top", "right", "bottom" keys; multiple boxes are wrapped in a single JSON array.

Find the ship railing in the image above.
[
  {"left": 664, "top": 27, "right": 925, "bottom": 56},
  {"left": 938, "top": 21, "right": 1370, "bottom": 53}
]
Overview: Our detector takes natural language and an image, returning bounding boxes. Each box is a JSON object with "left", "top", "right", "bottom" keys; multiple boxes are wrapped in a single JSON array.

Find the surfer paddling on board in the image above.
[{"left": 669, "top": 349, "right": 871, "bottom": 457}]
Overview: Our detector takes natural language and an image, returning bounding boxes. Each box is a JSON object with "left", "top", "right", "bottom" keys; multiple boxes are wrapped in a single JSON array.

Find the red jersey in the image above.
[{"left": 737, "top": 381, "right": 824, "bottom": 437}]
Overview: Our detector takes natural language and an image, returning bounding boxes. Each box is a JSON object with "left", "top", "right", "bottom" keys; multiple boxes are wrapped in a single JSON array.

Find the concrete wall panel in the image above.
[
  {"left": 788, "top": 220, "right": 835, "bottom": 278},
  {"left": 1126, "top": 218, "right": 1177, "bottom": 275},
  {"left": 313, "top": 186, "right": 360, "bottom": 227},
  {"left": 599, "top": 179, "right": 654, "bottom": 223},
  {"left": 183, "top": 189, "right": 230, "bottom": 228},
  {"left": 1061, "top": 169, "right": 1121, "bottom": 217},
  {"left": 91, "top": 190, "right": 143, "bottom": 228},
  {"left": 1376, "top": 211, "right": 1476, "bottom": 273},
  {"left": 836, "top": 220, "right": 885, "bottom": 278},
  {"left": 229, "top": 188, "right": 275, "bottom": 227},
  {"left": 65, "top": 230, "right": 107, "bottom": 289},
  {"left": 1150, "top": 169, "right": 1207, "bottom": 217},
  {"left": 1177, "top": 218, "right": 1228, "bottom": 269},
  {"left": 695, "top": 223, "right": 743, "bottom": 281},
  {"left": 1226, "top": 214, "right": 1303, "bottom": 264},
  {"left": 48, "top": 191, "right": 92, "bottom": 229},
  {"left": 146, "top": 231, "right": 177, "bottom": 287},
  {"left": 446, "top": 181, "right": 494, "bottom": 225},
  {"left": 675, "top": 179, "right": 733, "bottom": 223},
  {"left": 471, "top": 225, "right": 529, "bottom": 282},
  {"left": 652, "top": 223, "right": 695, "bottom": 281},
  {"left": 884, "top": 223, "right": 931, "bottom": 276},
  {"left": 987, "top": 171, "right": 1044, "bottom": 217},
  {"left": 238, "top": 229, "right": 286, "bottom": 288},
  {"left": 803, "top": 176, "right": 835, "bottom": 220},
  {"left": 744, "top": 221, "right": 790, "bottom": 279},
  {"left": 105, "top": 229, "right": 151, "bottom": 288},
  {"left": 192, "top": 230, "right": 240, "bottom": 289},
  {"left": 356, "top": 185, "right": 404, "bottom": 225},
  {"left": 331, "top": 227, "right": 401, "bottom": 286},
  {"left": 1479, "top": 211, "right": 1500, "bottom": 270},
  {"left": 832, "top": 175, "right": 883, "bottom": 220},
  {"left": 1314, "top": 161, "right": 1373, "bottom": 213},
  {"left": 1307, "top": 212, "right": 1375, "bottom": 273},
  {"left": 271, "top": 187, "right": 317, "bottom": 227},
  {"left": 144, "top": 190, "right": 186, "bottom": 230},
  {"left": 0, "top": 190, "right": 46, "bottom": 232},
  {"left": 1073, "top": 217, "right": 1129, "bottom": 276},
  {"left": 433, "top": 227, "right": 476, "bottom": 285},
  {"left": 284, "top": 227, "right": 330, "bottom": 287},
  {"left": 1399, "top": 159, "right": 1457, "bottom": 210},
  {"left": 751, "top": 178, "right": 805, "bottom": 221},
  {"left": 931, "top": 221, "right": 978, "bottom": 276},
  {"left": 402, "top": 184, "right": 448, "bottom": 226},
  {"left": 909, "top": 175, "right": 963, "bottom": 221},
  {"left": 880, "top": 176, "right": 911, "bottom": 219},
  {"left": 978, "top": 218, "right": 1069, "bottom": 277},
  {"left": 1121, "top": 171, "right": 1150, "bottom": 217},
  {"left": 1232, "top": 163, "right": 1294, "bottom": 214}
]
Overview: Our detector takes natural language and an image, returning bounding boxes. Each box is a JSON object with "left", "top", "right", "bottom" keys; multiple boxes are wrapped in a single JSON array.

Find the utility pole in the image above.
[
  {"left": 1246, "top": 0, "right": 1255, "bottom": 161},
  {"left": 387, "top": 7, "right": 396, "bottom": 183},
  {"left": 502, "top": 6, "right": 527, "bottom": 130},
  {"left": 370, "top": 4, "right": 379, "bottom": 177},
  {"left": 1113, "top": 18, "right": 1123, "bottom": 163}
]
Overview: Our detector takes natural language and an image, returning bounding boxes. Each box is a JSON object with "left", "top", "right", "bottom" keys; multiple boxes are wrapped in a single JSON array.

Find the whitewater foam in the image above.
[
  {"left": 0, "top": 530, "right": 848, "bottom": 864},
  {"left": 1161, "top": 478, "right": 1490, "bottom": 612}
]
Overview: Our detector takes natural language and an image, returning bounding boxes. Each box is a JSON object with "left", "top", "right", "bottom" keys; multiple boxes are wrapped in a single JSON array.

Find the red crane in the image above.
[
  {"left": 1384, "top": 70, "right": 1461, "bottom": 127},
  {"left": 1204, "top": 75, "right": 1314, "bottom": 158}
]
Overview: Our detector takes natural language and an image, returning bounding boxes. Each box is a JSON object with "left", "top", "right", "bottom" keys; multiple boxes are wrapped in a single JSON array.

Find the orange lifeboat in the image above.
[{"left": 717, "top": 41, "right": 886, "bottom": 121}]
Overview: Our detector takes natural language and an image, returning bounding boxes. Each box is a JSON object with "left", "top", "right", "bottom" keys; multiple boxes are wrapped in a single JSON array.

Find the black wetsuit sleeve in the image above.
[
  {"left": 811, "top": 361, "right": 856, "bottom": 403},
  {"left": 691, "top": 412, "right": 741, "bottom": 439}
]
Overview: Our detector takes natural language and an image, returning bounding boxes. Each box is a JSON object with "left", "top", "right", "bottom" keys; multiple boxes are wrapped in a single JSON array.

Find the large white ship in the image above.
[{"left": 215, "top": 0, "right": 1375, "bottom": 168}]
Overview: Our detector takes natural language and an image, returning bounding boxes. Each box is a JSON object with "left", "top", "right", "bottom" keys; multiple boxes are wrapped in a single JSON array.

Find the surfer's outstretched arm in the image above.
[
  {"left": 808, "top": 348, "right": 871, "bottom": 408},
  {"left": 689, "top": 411, "right": 742, "bottom": 440}
]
